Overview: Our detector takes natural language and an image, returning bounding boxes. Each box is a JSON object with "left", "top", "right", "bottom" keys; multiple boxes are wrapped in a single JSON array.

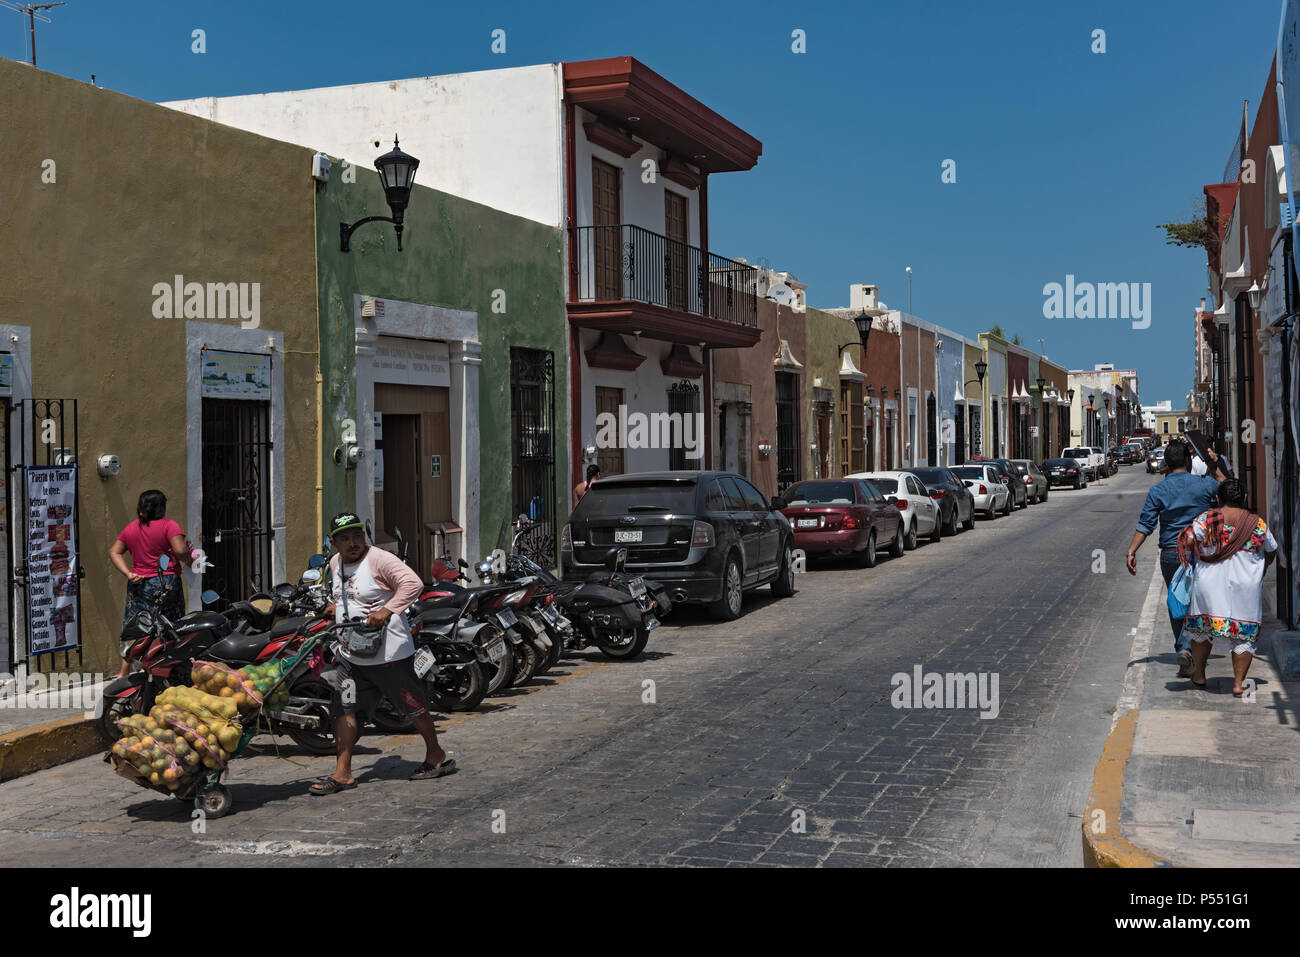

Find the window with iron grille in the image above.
[
  {"left": 926, "top": 393, "right": 937, "bottom": 466},
  {"left": 201, "top": 398, "right": 273, "bottom": 602},
  {"left": 775, "top": 372, "right": 800, "bottom": 491},
  {"left": 510, "top": 348, "right": 557, "bottom": 567},
  {"left": 667, "top": 380, "right": 701, "bottom": 471},
  {"left": 840, "top": 381, "right": 863, "bottom": 475}
]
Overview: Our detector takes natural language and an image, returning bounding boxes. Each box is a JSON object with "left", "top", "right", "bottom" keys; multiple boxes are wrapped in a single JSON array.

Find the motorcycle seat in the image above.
[
  {"left": 203, "top": 630, "right": 271, "bottom": 664},
  {"left": 270, "top": 616, "right": 308, "bottom": 638},
  {"left": 413, "top": 606, "right": 462, "bottom": 626}
]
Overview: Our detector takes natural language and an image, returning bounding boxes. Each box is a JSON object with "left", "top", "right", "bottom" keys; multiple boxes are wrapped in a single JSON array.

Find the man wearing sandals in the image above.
[{"left": 310, "top": 512, "right": 457, "bottom": 795}]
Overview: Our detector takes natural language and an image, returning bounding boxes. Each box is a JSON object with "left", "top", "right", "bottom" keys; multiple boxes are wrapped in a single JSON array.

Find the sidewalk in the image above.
[
  {"left": 0, "top": 681, "right": 105, "bottom": 783},
  {"left": 1084, "top": 561, "right": 1300, "bottom": 867}
]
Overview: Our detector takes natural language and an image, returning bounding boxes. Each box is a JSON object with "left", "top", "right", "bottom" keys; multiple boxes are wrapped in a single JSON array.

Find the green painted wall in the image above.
[{"left": 315, "top": 164, "right": 567, "bottom": 558}]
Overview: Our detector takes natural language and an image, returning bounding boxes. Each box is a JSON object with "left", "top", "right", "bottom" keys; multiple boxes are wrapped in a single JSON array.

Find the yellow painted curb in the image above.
[
  {"left": 0, "top": 716, "right": 104, "bottom": 783},
  {"left": 1081, "top": 709, "right": 1171, "bottom": 868}
]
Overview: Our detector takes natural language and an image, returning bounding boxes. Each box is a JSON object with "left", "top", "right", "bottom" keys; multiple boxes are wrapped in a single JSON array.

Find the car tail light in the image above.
[
  {"left": 1067, "top": 468, "right": 1077, "bottom": 474},
  {"left": 930, "top": 489, "right": 945, "bottom": 499},
  {"left": 842, "top": 514, "right": 861, "bottom": 529},
  {"left": 894, "top": 499, "right": 909, "bottom": 509},
  {"left": 560, "top": 524, "right": 572, "bottom": 552},
  {"left": 691, "top": 520, "right": 715, "bottom": 547},
  {"left": 978, "top": 484, "right": 987, "bottom": 495}
]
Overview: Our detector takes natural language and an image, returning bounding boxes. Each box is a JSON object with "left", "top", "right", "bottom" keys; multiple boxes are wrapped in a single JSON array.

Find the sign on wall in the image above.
[
  {"left": 201, "top": 349, "right": 272, "bottom": 399},
  {"left": 25, "top": 466, "right": 80, "bottom": 655},
  {"left": 0, "top": 353, "right": 12, "bottom": 397},
  {"left": 370, "top": 336, "right": 451, "bottom": 388}
]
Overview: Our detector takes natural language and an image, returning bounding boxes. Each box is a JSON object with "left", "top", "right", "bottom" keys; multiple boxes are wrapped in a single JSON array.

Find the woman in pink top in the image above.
[{"left": 108, "top": 490, "right": 191, "bottom": 678}]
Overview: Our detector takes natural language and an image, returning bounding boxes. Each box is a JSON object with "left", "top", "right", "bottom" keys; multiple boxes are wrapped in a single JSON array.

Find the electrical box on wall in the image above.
[
  {"left": 312, "top": 152, "right": 331, "bottom": 182},
  {"left": 96, "top": 454, "right": 120, "bottom": 478}
]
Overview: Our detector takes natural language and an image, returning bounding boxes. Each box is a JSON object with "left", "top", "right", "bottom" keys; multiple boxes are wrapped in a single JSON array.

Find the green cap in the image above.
[{"left": 328, "top": 512, "right": 365, "bottom": 538}]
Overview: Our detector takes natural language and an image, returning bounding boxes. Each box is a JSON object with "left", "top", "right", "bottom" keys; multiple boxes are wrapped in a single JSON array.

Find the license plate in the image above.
[
  {"left": 540, "top": 604, "right": 560, "bottom": 626},
  {"left": 412, "top": 646, "right": 436, "bottom": 678},
  {"left": 484, "top": 636, "right": 506, "bottom": 663},
  {"left": 629, "top": 578, "right": 647, "bottom": 598},
  {"left": 797, "top": 518, "right": 819, "bottom": 529},
  {"left": 614, "top": 529, "right": 642, "bottom": 543},
  {"left": 497, "top": 607, "right": 518, "bottom": 629},
  {"left": 645, "top": 616, "right": 659, "bottom": 630}
]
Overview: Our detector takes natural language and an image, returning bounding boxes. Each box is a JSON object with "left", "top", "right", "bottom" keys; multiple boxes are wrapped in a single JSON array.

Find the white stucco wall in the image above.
[
  {"left": 162, "top": 64, "right": 565, "bottom": 227},
  {"left": 577, "top": 329, "right": 704, "bottom": 474}
]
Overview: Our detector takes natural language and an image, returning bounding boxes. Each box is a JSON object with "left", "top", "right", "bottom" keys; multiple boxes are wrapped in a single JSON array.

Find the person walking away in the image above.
[
  {"left": 573, "top": 463, "right": 601, "bottom": 508},
  {"left": 311, "top": 512, "right": 456, "bottom": 794},
  {"left": 1181, "top": 479, "right": 1278, "bottom": 694},
  {"left": 1125, "top": 440, "right": 1225, "bottom": 677},
  {"left": 109, "top": 490, "right": 191, "bottom": 679}
]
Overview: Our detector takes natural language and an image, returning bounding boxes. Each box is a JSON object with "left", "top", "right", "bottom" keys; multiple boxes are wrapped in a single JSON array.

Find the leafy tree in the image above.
[
  {"left": 988, "top": 324, "right": 1006, "bottom": 339},
  {"left": 1157, "top": 197, "right": 1213, "bottom": 249}
]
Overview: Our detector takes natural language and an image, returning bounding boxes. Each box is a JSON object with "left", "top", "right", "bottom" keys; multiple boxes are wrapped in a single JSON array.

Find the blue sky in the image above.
[{"left": 7, "top": 0, "right": 1282, "bottom": 405}]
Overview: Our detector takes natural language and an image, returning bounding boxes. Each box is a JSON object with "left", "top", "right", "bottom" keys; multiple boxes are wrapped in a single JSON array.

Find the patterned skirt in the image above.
[
  {"left": 122, "top": 573, "right": 185, "bottom": 633},
  {"left": 1183, "top": 614, "right": 1259, "bottom": 656}
]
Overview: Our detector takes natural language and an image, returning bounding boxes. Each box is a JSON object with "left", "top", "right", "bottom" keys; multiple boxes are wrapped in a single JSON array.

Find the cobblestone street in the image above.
[{"left": 0, "top": 472, "right": 1157, "bottom": 866}]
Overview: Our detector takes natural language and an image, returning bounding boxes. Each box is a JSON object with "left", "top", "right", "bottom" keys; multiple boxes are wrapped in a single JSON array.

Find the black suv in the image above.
[
  {"left": 981, "top": 458, "right": 1029, "bottom": 509},
  {"left": 908, "top": 467, "right": 976, "bottom": 535},
  {"left": 561, "top": 471, "right": 796, "bottom": 621}
]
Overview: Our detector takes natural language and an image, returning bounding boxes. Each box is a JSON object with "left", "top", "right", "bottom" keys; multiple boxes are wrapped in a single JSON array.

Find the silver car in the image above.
[{"left": 950, "top": 465, "right": 1010, "bottom": 519}]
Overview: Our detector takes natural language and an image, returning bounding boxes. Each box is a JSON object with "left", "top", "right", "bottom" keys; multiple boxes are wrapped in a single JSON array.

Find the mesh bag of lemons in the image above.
[
  {"left": 109, "top": 688, "right": 243, "bottom": 794},
  {"left": 191, "top": 660, "right": 290, "bottom": 713}
]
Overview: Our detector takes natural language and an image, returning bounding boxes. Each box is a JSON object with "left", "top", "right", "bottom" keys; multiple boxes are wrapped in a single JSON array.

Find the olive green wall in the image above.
[
  {"left": 315, "top": 164, "right": 567, "bottom": 559},
  {"left": 0, "top": 58, "right": 319, "bottom": 673},
  {"left": 804, "top": 307, "right": 861, "bottom": 478}
]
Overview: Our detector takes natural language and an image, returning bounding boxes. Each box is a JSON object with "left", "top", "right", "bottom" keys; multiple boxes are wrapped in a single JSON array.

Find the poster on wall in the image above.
[
  {"left": 201, "top": 350, "right": 271, "bottom": 399},
  {"left": 25, "top": 466, "right": 80, "bottom": 655},
  {"left": 0, "top": 353, "right": 12, "bottom": 396},
  {"left": 0, "top": 409, "right": 8, "bottom": 665}
]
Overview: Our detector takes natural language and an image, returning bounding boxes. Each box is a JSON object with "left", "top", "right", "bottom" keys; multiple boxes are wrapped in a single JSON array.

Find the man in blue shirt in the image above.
[{"left": 1126, "top": 440, "right": 1225, "bottom": 676}]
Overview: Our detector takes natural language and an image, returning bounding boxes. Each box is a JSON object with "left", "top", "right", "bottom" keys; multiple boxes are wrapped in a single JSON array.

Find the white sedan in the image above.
[
  {"left": 950, "top": 464, "right": 1010, "bottom": 519},
  {"left": 845, "top": 471, "right": 941, "bottom": 547}
]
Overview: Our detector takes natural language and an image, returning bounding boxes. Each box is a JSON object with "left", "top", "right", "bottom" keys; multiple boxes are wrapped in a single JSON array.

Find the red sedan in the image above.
[{"left": 778, "top": 478, "right": 904, "bottom": 567}]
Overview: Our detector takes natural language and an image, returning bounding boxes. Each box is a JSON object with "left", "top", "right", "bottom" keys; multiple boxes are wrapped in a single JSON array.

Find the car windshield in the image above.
[
  {"left": 1011, "top": 463, "right": 1029, "bottom": 474},
  {"left": 864, "top": 478, "right": 898, "bottom": 493},
  {"left": 785, "top": 481, "right": 857, "bottom": 505},
  {"left": 951, "top": 467, "right": 985, "bottom": 480},
  {"left": 1045, "top": 460, "right": 1075, "bottom": 468},
  {"left": 576, "top": 482, "right": 697, "bottom": 516},
  {"left": 909, "top": 468, "right": 949, "bottom": 485},
  {"left": 1063, "top": 448, "right": 1088, "bottom": 457}
]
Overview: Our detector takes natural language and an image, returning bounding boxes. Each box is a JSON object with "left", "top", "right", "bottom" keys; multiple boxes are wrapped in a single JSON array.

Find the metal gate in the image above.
[
  {"left": 201, "top": 398, "right": 273, "bottom": 601},
  {"left": 510, "top": 348, "right": 556, "bottom": 569},
  {"left": 775, "top": 372, "right": 799, "bottom": 492},
  {"left": 668, "top": 380, "right": 701, "bottom": 471},
  {"left": 8, "top": 398, "right": 83, "bottom": 673}
]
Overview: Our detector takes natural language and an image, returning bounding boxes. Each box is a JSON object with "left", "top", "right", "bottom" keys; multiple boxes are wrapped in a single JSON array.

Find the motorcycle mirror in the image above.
[
  {"left": 300, "top": 568, "right": 322, "bottom": 584},
  {"left": 458, "top": 558, "right": 469, "bottom": 569},
  {"left": 201, "top": 589, "right": 220, "bottom": 605},
  {"left": 308, "top": 554, "right": 327, "bottom": 569}
]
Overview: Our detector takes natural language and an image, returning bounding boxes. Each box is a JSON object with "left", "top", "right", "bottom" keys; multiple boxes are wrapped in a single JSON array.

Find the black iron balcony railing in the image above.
[{"left": 571, "top": 224, "right": 758, "bottom": 328}]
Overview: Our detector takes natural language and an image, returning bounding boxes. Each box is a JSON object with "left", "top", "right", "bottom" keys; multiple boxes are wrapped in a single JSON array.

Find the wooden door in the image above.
[
  {"left": 665, "top": 189, "right": 688, "bottom": 311},
  {"left": 592, "top": 158, "right": 622, "bottom": 300},
  {"left": 375, "top": 382, "right": 451, "bottom": 574},
  {"left": 595, "top": 386, "right": 625, "bottom": 477}
]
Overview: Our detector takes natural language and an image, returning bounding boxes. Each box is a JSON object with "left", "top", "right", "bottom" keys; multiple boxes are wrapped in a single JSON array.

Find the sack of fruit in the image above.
[
  {"left": 156, "top": 685, "right": 240, "bottom": 726},
  {"left": 110, "top": 716, "right": 199, "bottom": 793},
  {"left": 191, "top": 661, "right": 264, "bottom": 715},
  {"left": 242, "top": 660, "right": 291, "bottom": 711},
  {"left": 152, "top": 705, "right": 238, "bottom": 770}
]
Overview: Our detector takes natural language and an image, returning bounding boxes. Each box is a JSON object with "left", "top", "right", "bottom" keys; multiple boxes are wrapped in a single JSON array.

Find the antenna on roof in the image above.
[{"left": 1, "top": 1, "right": 65, "bottom": 67}]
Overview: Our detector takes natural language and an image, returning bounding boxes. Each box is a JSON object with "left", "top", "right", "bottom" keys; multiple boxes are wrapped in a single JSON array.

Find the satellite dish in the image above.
[{"left": 766, "top": 282, "right": 794, "bottom": 305}]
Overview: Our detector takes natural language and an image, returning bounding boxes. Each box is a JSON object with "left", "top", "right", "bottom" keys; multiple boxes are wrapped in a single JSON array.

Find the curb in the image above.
[
  {"left": 0, "top": 716, "right": 105, "bottom": 783},
  {"left": 1081, "top": 558, "right": 1172, "bottom": 868}
]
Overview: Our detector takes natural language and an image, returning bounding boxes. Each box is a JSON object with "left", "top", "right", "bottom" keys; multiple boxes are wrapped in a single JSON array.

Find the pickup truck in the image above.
[{"left": 1062, "top": 445, "right": 1105, "bottom": 481}]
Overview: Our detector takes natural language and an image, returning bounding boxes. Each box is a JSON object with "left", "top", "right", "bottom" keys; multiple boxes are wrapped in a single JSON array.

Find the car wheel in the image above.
[
  {"left": 904, "top": 520, "right": 918, "bottom": 551},
  {"left": 962, "top": 503, "right": 975, "bottom": 531},
  {"left": 709, "top": 553, "right": 744, "bottom": 621},
  {"left": 943, "top": 504, "right": 958, "bottom": 536},
  {"left": 888, "top": 523, "right": 905, "bottom": 558},
  {"left": 930, "top": 515, "right": 942, "bottom": 543},
  {"left": 771, "top": 540, "right": 796, "bottom": 597},
  {"left": 1040, "top": 490, "right": 1048, "bottom": 502},
  {"left": 987, "top": 501, "right": 997, "bottom": 520},
  {"left": 1003, "top": 493, "right": 1012, "bottom": 516},
  {"left": 857, "top": 530, "right": 878, "bottom": 568}
]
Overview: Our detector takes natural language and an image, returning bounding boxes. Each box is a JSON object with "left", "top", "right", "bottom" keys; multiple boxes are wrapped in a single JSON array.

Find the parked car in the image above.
[
  {"left": 982, "top": 458, "right": 1029, "bottom": 509},
  {"left": 1111, "top": 445, "right": 1138, "bottom": 465},
  {"left": 1146, "top": 447, "right": 1166, "bottom": 473},
  {"left": 1062, "top": 446, "right": 1102, "bottom": 481},
  {"left": 561, "top": 470, "right": 795, "bottom": 621},
  {"left": 1043, "top": 457, "right": 1088, "bottom": 489},
  {"left": 908, "top": 467, "right": 976, "bottom": 535},
  {"left": 950, "top": 465, "right": 1010, "bottom": 519},
  {"left": 1009, "top": 459, "right": 1049, "bottom": 503},
  {"left": 846, "top": 470, "right": 941, "bottom": 547},
  {"left": 779, "top": 478, "right": 904, "bottom": 567}
]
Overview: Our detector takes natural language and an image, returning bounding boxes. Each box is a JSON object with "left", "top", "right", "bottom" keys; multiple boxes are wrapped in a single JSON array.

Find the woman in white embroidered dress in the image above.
[{"left": 1181, "top": 479, "right": 1277, "bottom": 695}]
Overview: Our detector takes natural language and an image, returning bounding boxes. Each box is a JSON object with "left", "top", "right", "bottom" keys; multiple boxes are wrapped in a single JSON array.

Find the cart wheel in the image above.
[{"left": 195, "top": 784, "right": 232, "bottom": 819}]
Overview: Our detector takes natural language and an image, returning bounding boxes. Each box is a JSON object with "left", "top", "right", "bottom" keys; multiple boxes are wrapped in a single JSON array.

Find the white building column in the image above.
[{"left": 449, "top": 339, "right": 482, "bottom": 566}]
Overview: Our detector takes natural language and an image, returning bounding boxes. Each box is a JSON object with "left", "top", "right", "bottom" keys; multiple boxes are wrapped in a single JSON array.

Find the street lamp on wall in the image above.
[
  {"left": 838, "top": 309, "right": 874, "bottom": 358},
  {"left": 340, "top": 136, "right": 421, "bottom": 252},
  {"left": 1247, "top": 281, "right": 1262, "bottom": 311}
]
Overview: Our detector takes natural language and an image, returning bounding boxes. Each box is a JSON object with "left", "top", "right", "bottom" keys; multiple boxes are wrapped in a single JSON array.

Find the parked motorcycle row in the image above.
[{"left": 98, "top": 521, "right": 669, "bottom": 755}]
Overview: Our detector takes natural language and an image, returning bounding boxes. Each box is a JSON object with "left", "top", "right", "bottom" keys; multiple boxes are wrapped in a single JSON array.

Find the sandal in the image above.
[
  {"left": 310, "top": 776, "right": 357, "bottom": 796},
  {"left": 410, "top": 759, "right": 457, "bottom": 781}
]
